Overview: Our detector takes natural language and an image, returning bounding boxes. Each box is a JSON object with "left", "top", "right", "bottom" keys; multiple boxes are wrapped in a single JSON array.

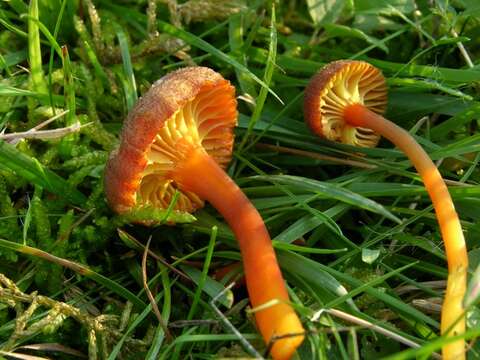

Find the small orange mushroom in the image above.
[
  {"left": 304, "top": 60, "right": 468, "bottom": 360},
  {"left": 105, "top": 67, "right": 304, "bottom": 359}
]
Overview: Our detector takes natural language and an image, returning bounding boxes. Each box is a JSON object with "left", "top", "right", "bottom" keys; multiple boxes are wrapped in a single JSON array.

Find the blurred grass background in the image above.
[{"left": 0, "top": 0, "right": 479, "bottom": 359}]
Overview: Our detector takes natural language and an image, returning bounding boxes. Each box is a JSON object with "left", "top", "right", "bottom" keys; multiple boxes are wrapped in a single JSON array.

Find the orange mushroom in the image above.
[
  {"left": 304, "top": 60, "right": 467, "bottom": 360},
  {"left": 105, "top": 67, "right": 304, "bottom": 359}
]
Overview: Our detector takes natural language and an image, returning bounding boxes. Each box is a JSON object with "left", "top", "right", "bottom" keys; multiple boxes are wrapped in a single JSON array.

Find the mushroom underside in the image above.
[
  {"left": 318, "top": 61, "right": 388, "bottom": 147},
  {"left": 136, "top": 82, "right": 236, "bottom": 213}
]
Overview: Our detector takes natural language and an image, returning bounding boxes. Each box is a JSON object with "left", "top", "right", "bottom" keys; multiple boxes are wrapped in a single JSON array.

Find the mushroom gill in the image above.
[
  {"left": 305, "top": 60, "right": 388, "bottom": 147},
  {"left": 137, "top": 82, "right": 236, "bottom": 213},
  {"left": 104, "top": 66, "right": 237, "bottom": 216}
]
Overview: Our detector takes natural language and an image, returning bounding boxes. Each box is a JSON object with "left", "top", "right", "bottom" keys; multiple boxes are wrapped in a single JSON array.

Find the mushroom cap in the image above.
[
  {"left": 304, "top": 60, "right": 388, "bottom": 147},
  {"left": 104, "top": 66, "right": 237, "bottom": 216}
]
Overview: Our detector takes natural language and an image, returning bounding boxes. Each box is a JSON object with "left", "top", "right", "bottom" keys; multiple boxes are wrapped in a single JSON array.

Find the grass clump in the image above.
[{"left": 0, "top": 0, "right": 479, "bottom": 359}]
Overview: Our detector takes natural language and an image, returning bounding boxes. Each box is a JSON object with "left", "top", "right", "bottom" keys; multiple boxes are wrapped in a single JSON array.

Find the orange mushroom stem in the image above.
[
  {"left": 172, "top": 142, "right": 304, "bottom": 359},
  {"left": 105, "top": 67, "right": 304, "bottom": 359},
  {"left": 304, "top": 60, "right": 468, "bottom": 360}
]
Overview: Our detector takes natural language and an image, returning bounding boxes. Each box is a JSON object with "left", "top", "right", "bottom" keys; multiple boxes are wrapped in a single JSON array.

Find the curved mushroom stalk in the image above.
[
  {"left": 172, "top": 143, "right": 304, "bottom": 359},
  {"left": 344, "top": 104, "right": 467, "bottom": 357},
  {"left": 105, "top": 67, "right": 304, "bottom": 360},
  {"left": 304, "top": 60, "right": 468, "bottom": 360}
]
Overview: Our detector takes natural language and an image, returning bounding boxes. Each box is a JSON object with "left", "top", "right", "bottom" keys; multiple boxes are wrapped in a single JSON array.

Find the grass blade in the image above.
[
  {"left": 256, "top": 175, "right": 402, "bottom": 223},
  {"left": 27, "top": 0, "right": 47, "bottom": 94},
  {"left": 113, "top": 22, "right": 137, "bottom": 110},
  {"left": 237, "top": 4, "right": 277, "bottom": 151},
  {"left": 156, "top": 20, "right": 281, "bottom": 103}
]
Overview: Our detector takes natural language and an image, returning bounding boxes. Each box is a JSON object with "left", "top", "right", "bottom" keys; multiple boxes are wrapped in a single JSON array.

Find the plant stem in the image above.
[
  {"left": 344, "top": 103, "right": 467, "bottom": 360},
  {"left": 172, "top": 145, "right": 304, "bottom": 360}
]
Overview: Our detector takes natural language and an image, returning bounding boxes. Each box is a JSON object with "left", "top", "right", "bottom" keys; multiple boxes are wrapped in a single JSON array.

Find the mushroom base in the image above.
[{"left": 171, "top": 144, "right": 305, "bottom": 360}]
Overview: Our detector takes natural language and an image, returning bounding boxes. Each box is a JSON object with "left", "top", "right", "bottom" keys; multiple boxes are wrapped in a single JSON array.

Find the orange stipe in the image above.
[
  {"left": 172, "top": 144, "right": 305, "bottom": 360},
  {"left": 105, "top": 67, "right": 305, "bottom": 359},
  {"left": 305, "top": 61, "right": 468, "bottom": 360},
  {"left": 344, "top": 104, "right": 467, "bottom": 359}
]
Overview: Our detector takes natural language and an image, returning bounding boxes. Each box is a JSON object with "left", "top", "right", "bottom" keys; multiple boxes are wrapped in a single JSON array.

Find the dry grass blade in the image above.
[
  {"left": 6, "top": 109, "right": 69, "bottom": 145},
  {"left": 168, "top": 319, "right": 218, "bottom": 328},
  {"left": 117, "top": 229, "right": 190, "bottom": 282},
  {"left": 395, "top": 280, "right": 446, "bottom": 296},
  {"left": 1, "top": 122, "right": 91, "bottom": 142},
  {"left": 0, "top": 351, "right": 51, "bottom": 360},
  {"left": 257, "top": 143, "right": 468, "bottom": 187},
  {"left": 256, "top": 143, "right": 375, "bottom": 169},
  {"left": 141, "top": 236, "right": 172, "bottom": 341},
  {"left": 209, "top": 282, "right": 264, "bottom": 359},
  {"left": 16, "top": 343, "right": 86, "bottom": 358},
  {"left": 57, "top": 208, "right": 95, "bottom": 242},
  {"left": 311, "top": 308, "right": 441, "bottom": 359}
]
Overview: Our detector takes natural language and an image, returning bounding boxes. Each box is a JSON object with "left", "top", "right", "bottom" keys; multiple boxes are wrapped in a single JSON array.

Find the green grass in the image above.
[{"left": 0, "top": 0, "right": 479, "bottom": 359}]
